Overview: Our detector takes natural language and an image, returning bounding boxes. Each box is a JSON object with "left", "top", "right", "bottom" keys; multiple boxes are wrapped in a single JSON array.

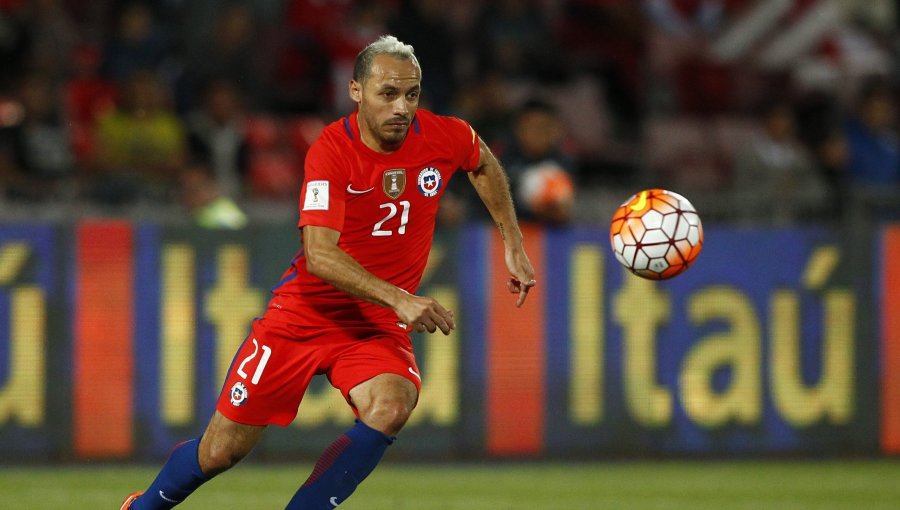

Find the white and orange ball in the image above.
[{"left": 610, "top": 188, "right": 703, "bottom": 280}]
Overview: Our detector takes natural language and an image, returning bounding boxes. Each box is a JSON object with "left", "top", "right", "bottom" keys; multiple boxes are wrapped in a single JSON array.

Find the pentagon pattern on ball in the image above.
[{"left": 609, "top": 188, "right": 704, "bottom": 280}]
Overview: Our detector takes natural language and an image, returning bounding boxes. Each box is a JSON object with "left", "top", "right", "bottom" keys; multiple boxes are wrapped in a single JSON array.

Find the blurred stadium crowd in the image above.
[{"left": 0, "top": 0, "right": 898, "bottom": 226}]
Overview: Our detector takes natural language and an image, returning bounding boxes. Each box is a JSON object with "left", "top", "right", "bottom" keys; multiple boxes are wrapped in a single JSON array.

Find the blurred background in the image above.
[
  {"left": 0, "top": 0, "right": 897, "bottom": 224},
  {"left": 1, "top": 0, "right": 900, "bottom": 482}
]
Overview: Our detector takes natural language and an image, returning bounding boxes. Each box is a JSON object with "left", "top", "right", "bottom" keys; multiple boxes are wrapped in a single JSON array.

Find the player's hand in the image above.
[
  {"left": 507, "top": 276, "right": 536, "bottom": 307},
  {"left": 505, "top": 247, "right": 536, "bottom": 307},
  {"left": 395, "top": 292, "right": 455, "bottom": 335}
]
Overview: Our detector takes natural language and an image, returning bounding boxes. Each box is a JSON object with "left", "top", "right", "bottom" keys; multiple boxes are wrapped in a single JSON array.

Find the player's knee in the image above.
[
  {"left": 199, "top": 442, "right": 248, "bottom": 476},
  {"left": 363, "top": 398, "right": 414, "bottom": 436}
]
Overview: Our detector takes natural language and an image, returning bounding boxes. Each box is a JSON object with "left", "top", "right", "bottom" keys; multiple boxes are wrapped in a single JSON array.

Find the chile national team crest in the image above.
[
  {"left": 230, "top": 382, "right": 248, "bottom": 407},
  {"left": 417, "top": 167, "right": 442, "bottom": 197}
]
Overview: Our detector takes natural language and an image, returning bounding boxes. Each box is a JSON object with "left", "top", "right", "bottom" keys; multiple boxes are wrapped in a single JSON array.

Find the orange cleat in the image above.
[{"left": 119, "top": 492, "right": 143, "bottom": 510}]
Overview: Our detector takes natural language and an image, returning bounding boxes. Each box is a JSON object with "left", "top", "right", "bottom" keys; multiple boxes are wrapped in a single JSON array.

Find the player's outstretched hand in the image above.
[
  {"left": 507, "top": 277, "right": 537, "bottom": 307},
  {"left": 395, "top": 292, "right": 456, "bottom": 335},
  {"left": 505, "top": 247, "right": 536, "bottom": 307}
]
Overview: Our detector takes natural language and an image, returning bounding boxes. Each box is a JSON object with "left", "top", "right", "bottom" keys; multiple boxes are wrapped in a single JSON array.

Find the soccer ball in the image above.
[{"left": 609, "top": 188, "right": 703, "bottom": 280}]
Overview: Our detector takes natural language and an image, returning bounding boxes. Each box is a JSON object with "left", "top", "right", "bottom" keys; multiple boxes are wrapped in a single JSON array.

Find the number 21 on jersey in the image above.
[{"left": 372, "top": 200, "right": 410, "bottom": 237}]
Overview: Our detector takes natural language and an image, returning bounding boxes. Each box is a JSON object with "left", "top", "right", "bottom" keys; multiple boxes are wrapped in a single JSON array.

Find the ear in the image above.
[{"left": 349, "top": 80, "right": 362, "bottom": 104}]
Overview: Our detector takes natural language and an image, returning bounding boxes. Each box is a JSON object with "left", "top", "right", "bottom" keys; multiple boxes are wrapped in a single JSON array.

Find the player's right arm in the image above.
[{"left": 302, "top": 224, "right": 455, "bottom": 335}]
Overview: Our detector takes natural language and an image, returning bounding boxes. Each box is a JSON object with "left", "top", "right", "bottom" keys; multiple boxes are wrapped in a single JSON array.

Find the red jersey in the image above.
[{"left": 265, "top": 109, "right": 481, "bottom": 328}]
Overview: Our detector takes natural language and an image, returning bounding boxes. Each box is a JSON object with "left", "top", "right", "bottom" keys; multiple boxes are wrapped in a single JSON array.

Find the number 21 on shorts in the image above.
[{"left": 237, "top": 338, "right": 272, "bottom": 385}]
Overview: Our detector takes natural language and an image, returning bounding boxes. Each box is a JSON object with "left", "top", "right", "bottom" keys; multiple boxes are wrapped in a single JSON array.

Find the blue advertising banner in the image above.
[
  {"left": 540, "top": 227, "right": 869, "bottom": 455},
  {"left": 0, "top": 222, "right": 882, "bottom": 460},
  {"left": 0, "top": 225, "right": 58, "bottom": 458}
]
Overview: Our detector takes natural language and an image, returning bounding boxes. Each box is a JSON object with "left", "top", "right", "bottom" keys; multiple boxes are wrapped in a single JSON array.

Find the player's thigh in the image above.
[
  {"left": 328, "top": 330, "right": 421, "bottom": 411},
  {"left": 216, "top": 318, "right": 323, "bottom": 426}
]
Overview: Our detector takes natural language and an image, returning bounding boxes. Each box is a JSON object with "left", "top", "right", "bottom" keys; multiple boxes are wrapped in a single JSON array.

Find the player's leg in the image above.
[
  {"left": 126, "top": 318, "right": 315, "bottom": 509},
  {"left": 198, "top": 410, "right": 267, "bottom": 476},
  {"left": 286, "top": 374, "right": 417, "bottom": 509},
  {"left": 126, "top": 412, "right": 265, "bottom": 510},
  {"left": 348, "top": 372, "right": 419, "bottom": 435}
]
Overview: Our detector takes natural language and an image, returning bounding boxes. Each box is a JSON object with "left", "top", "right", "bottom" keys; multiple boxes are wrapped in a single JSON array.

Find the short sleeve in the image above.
[
  {"left": 446, "top": 116, "right": 481, "bottom": 172},
  {"left": 298, "top": 137, "right": 348, "bottom": 231}
]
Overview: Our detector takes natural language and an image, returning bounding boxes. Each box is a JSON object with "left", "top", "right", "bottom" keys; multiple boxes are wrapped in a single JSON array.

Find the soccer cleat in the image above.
[{"left": 119, "top": 492, "right": 142, "bottom": 510}]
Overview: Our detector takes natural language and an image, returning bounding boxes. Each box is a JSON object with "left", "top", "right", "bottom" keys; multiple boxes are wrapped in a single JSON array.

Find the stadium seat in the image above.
[
  {"left": 248, "top": 150, "right": 302, "bottom": 200},
  {"left": 69, "top": 122, "right": 96, "bottom": 164},
  {"left": 63, "top": 79, "right": 117, "bottom": 126},
  {"left": 285, "top": 116, "right": 326, "bottom": 156},
  {"left": 712, "top": 115, "right": 761, "bottom": 184},
  {"left": 675, "top": 59, "right": 736, "bottom": 115},
  {"left": 245, "top": 115, "right": 283, "bottom": 151},
  {"left": 643, "top": 116, "right": 725, "bottom": 191}
]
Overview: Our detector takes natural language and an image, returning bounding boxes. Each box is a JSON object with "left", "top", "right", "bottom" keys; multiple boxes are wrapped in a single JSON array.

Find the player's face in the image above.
[{"left": 350, "top": 55, "right": 421, "bottom": 152}]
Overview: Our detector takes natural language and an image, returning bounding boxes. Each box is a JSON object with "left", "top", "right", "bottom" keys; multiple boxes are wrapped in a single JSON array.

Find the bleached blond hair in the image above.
[{"left": 353, "top": 35, "right": 420, "bottom": 83}]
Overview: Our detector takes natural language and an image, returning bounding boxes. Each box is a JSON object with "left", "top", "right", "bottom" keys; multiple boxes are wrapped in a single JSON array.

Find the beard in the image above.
[
  {"left": 359, "top": 107, "right": 411, "bottom": 150},
  {"left": 379, "top": 126, "right": 408, "bottom": 145},
  {"left": 377, "top": 117, "right": 410, "bottom": 146}
]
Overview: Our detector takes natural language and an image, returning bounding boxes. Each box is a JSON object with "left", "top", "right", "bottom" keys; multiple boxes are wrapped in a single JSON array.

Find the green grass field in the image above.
[{"left": 3, "top": 459, "right": 899, "bottom": 509}]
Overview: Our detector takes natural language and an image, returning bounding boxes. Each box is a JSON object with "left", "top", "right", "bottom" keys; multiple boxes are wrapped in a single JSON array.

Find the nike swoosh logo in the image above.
[
  {"left": 346, "top": 184, "right": 375, "bottom": 194},
  {"left": 629, "top": 190, "right": 648, "bottom": 212},
  {"left": 330, "top": 496, "right": 340, "bottom": 507},
  {"left": 159, "top": 491, "right": 180, "bottom": 504},
  {"left": 408, "top": 367, "right": 421, "bottom": 380}
]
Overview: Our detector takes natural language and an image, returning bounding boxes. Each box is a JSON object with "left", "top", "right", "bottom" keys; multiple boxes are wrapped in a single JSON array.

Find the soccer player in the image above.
[{"left": 121, "top": 35, "right": 536, "bottom": 510}]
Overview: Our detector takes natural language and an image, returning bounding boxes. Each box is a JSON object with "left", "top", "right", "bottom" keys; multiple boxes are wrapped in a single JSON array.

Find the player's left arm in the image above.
[{"left": 466, "top": 137, "right": 536, "bottom": 307}]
